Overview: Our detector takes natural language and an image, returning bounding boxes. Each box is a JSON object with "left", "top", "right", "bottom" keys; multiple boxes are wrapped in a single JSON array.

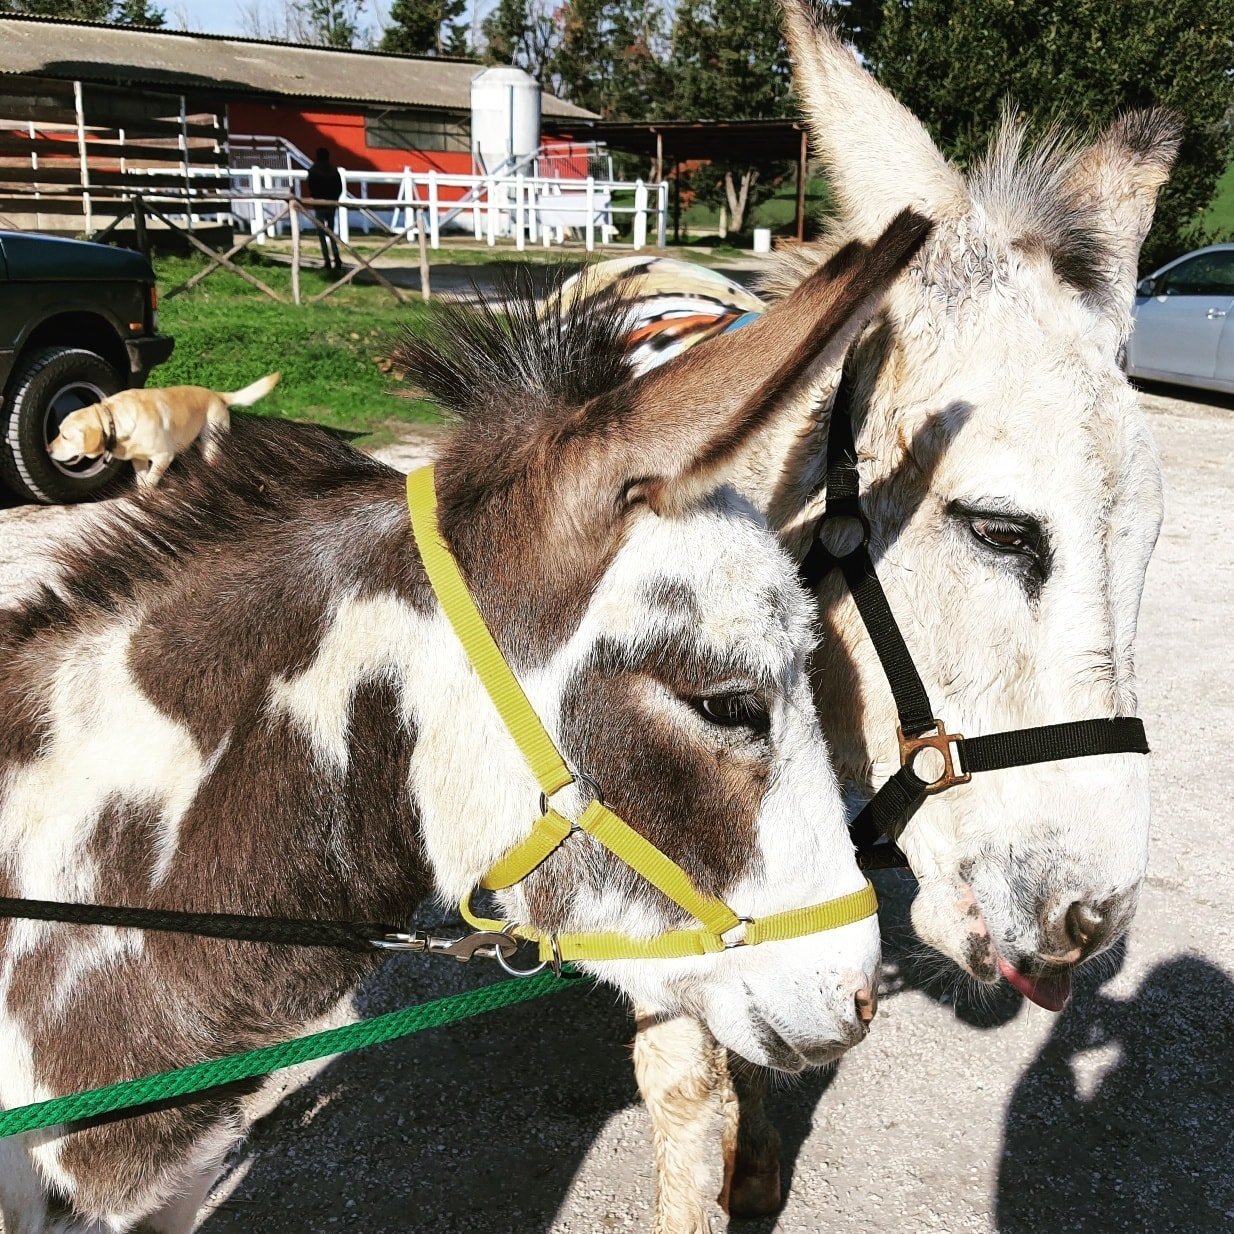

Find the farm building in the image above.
[{"left": 0, "top": 15, "right": 597, "bottom": 235}]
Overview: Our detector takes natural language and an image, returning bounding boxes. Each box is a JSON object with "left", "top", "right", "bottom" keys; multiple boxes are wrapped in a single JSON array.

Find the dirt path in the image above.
[{"left": 1, "top": 394, "right": 1230, "bottom": 1233}]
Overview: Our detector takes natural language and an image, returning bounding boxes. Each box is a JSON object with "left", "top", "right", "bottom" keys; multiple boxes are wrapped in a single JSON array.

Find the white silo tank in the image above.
[{"left": 471, "top": 66, "right": 541, "bottom": 174}]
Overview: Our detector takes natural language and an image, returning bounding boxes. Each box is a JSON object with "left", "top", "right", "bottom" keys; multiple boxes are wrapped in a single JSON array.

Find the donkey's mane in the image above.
[
  {"left": 2, "top": 418, "right": 394, "bottom": 645},
  {"left": 393, "top": 268, "right": 636, "bottom": 424},
  {"left": 762, "top": 109, "right": 1178, "bottom": 304}
]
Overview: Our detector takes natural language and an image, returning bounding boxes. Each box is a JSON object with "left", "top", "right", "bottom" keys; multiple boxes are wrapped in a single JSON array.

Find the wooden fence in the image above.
[{"left": 0, "top": 75, "right": 226, "bottom": 233}]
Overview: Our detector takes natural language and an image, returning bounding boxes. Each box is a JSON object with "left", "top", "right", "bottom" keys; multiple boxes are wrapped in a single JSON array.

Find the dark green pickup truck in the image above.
[{"left": 0, "top": 231, "right": 174, "bottom": 503}]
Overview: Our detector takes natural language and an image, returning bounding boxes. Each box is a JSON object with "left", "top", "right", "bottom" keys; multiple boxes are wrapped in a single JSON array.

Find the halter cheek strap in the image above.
[
  {"left": 799, "top": 376, "right": 1150, "bottom": 870},
  {"left": 406, "top": 466, "right": 877, "bottom": 966}
]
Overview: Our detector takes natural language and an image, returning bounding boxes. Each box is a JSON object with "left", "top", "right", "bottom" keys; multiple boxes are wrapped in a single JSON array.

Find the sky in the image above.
[{"left": 169, "top": 0, "right": 499, "bottom": 41}]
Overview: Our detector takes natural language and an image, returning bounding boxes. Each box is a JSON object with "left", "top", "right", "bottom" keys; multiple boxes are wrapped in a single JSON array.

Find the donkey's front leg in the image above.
[
  {"left": 718, "top": 1060, "right": 782, "bottom": 1217},
  {"left": 633, "top": 1010, "right": 727, "bottom": 1234}
]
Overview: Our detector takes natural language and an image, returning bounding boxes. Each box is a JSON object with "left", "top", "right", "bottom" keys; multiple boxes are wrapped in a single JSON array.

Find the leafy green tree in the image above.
[
  {"left": 870, "top": 0, "right": 1234, "bottom": 266},
  {"left": 669, "top": 0, "right": 794, "bottom": 232},
  {"left": 111, "top": 0, "right": 164, "bottom": 23},
  {"left": 0, "top": 0, "right": 111, "bottom": 17},
  {"left": 481, "top": 0, "right": 558, "bottom": 77},
  {"left": 550, "top": 0, "right": 671, "bottom": 119},
  {"left": 382, "top": 0, "right": 467, "bottom": 56},
  {"left": 294, "top": 0, "right": 365, "bottom": 47}
]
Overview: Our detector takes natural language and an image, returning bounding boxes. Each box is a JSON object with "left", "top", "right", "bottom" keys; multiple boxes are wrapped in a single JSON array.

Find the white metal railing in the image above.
[
  {"left": 226, "top": 133, "right": 311, "bottom": 171},
  {"left": 139, "top": 162, "right": 669, "bottom": 252}
]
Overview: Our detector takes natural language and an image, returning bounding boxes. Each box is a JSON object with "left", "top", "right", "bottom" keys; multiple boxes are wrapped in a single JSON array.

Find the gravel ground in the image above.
[{"left": 1, "top": 389, "right": 1230, "bottom": 1234}]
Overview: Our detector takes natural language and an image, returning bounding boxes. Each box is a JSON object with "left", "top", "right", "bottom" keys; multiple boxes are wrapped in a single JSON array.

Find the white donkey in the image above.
[
  {"left": 621, "top": 3, "right": 1180, "bottom": 1229},
  {"left": 0, "top": 216, "right": 930, "bottom": 1232}
]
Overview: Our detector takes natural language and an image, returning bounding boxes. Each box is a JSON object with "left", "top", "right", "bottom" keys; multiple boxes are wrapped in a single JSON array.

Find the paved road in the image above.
[{"left": 1, "top": 387, "right": 1230, "bottom": 1233}]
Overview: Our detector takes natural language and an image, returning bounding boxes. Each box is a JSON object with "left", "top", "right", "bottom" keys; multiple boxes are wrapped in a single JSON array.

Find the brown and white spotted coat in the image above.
[{"left": 0, "top": 214, "right": 928, "bottom": 1233}]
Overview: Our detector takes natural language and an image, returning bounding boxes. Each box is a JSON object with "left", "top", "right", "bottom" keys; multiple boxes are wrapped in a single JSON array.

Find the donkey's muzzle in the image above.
[{"left": 1037, "top": 897, "right": 1121, "bottom": 966}]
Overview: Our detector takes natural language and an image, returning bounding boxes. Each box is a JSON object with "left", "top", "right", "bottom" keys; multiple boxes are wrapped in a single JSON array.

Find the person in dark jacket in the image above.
[{"left": 306, "top": 147, "right": 343, "bottom": 271}]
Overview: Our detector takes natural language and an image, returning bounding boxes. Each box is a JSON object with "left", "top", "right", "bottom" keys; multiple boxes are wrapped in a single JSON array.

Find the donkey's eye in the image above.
[
  {"left": 969, "top": 517, "right": 1040, "bottom": 560},
  {"left": 694, "top": 692, "right": 769, "bottom": 732}
]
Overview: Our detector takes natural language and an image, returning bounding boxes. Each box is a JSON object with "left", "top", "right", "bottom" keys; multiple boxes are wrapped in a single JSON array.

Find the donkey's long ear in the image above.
[
  {"left": 575, "top": 209, "right": 931, "bottom": 518},
  {"left": 1063, "top": 109, "right": 1181, "bottom": 337},
  {"left": 780, "top": 0, "right": 965, "bottom": 236}
]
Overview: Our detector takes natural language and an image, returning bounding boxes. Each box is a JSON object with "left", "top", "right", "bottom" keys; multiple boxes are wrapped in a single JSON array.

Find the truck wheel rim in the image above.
[{"left": 44, "top": 381, "right": 112, "bottom": 479}]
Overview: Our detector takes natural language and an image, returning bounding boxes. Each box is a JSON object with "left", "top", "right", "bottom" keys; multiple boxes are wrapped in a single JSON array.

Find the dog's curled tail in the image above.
[{"left": 224, "top": 372, "right": 281, "bottom": 407}]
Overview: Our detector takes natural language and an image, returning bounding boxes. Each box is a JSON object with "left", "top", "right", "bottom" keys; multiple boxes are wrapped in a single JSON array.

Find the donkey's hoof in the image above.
[{"left": 726, "top": 1159, "right": 783, "bottom": 1218}]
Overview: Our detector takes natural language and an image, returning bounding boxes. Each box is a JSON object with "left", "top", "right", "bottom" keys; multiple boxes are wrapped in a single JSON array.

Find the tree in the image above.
[
  {"left": 111, "top": 0, "right": 164, "bottom": 22},
  {"left": 295, "top": 0, "right": 366, "bottom": 47},
  {"left": 382, "top": 0, "right": 468, "bottom": 57},
  {"left": 237, "top": 0, "right": 307, "bottom": 41},
  {"left": 669, "top": 0, "right": 794, "bottom": 232},
  {"left": 869, "top": 0, "right": 1234, "bottom": 267},
  {"left": 550, "top": 0, "right": 671, "bottom": 119},
  {"left": 0, "top": 0, "right": 112, "bottom": 17},
  {"left": 481, "top": 0, "right": 559, "bottom": 78}
]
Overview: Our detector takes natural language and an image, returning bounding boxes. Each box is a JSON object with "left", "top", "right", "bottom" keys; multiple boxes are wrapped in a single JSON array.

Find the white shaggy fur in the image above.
[{"left": 634, "top": 5, "right": 1178, "bottom": 1229}]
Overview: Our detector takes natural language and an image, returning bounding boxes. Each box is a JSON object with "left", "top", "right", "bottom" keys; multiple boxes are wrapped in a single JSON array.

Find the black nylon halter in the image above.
[{"left": 800, "top": 376, "right": 1150, "bottom": 871}]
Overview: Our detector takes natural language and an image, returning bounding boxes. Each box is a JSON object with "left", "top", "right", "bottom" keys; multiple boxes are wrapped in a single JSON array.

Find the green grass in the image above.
[
  {"left": 153, "top": 255, "right": 440, "bottom": 438},
  {"left": 678, "top": 175, "right": 834, "bottom": 242},
  {"left": 149, "top": 239, "right": 761, "bottom": 444},
  {"left": 1201, "top": 162, "right": 1234, "bottom": 241}
]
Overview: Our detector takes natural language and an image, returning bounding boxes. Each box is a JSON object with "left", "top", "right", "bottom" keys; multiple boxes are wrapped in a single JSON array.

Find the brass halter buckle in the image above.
[{"left": 897, "top": 720, "right": 971, "bottom": 795}]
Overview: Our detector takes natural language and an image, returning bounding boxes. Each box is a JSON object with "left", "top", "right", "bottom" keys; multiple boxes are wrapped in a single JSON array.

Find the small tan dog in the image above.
[{"left": 47, "top": 373, "right": 280, "bottom": 490}]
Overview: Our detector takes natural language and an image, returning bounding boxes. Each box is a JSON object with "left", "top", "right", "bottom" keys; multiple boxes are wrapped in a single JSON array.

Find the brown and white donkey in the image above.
[{"left": 0, "top": 213, "right": 928, "bottom": 1231}]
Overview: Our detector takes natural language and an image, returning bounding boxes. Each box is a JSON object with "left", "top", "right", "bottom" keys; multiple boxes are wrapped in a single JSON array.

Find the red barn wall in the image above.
[{"left": 228, "top": 102, "right": 473, "bottom": 176}]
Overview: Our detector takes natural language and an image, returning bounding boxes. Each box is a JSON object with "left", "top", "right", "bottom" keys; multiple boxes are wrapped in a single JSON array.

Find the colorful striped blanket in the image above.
[{"left": 555, "top": 256, "right": 768, "bottom": 374}]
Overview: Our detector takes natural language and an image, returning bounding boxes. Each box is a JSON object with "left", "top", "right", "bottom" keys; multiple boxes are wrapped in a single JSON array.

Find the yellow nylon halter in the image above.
[{"left": 406, "top": 466, "right": 877, "bottom": 965}]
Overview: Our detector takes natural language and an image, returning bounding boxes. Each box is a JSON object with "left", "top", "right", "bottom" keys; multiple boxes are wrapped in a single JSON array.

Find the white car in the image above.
[{"left": 1125, "top": 243, "right": 1234, "bottom": 395}]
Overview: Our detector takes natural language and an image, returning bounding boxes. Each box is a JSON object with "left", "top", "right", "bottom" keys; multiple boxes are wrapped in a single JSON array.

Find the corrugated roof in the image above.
[{"left": 0, "top": 15, "right": 595, "bottom": 119}]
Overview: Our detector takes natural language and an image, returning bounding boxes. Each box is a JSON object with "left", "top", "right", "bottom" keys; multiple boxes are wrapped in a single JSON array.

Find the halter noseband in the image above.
[
  {"left": 799, "top": 376, "right": 1150, "bottom": 871},
  {"left": 406, "top": 466, "right": 877, "bottom": 973}
]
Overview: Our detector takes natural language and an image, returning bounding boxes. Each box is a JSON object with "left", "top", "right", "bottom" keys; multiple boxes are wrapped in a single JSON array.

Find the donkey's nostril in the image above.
[
  {"left": 854, "top": 986, "right": 878, "bottom": 1027},
  {"left": 1065, "top": 901, "right": 1105, "bottom": 951}
]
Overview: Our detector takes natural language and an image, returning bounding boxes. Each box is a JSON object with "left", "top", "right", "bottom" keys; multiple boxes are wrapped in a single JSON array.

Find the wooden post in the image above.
[
  {"left": 672, "top": 162, "right": 681, "bottom": 246},
  {"left": 417, "top": 208, "right": 431, "bottom": 302},
  {"left": 795, "top": 126, "right": 808, "bottom": 243},
  {"left": 133, "top": 194, "right": 148, "bottom": 261},
  {"left": 289, "top": 195, "right": 301, "bottom": 306},
  {"left": 250, "top": 166, "right": 262, "bottom": 237},
  {"left": 27, "top": 121, "right": 38, "bottom": 201},
  {"left": 73, "top": 80, "right": 92, "bottom": 235},
  {"left": 178, "top": 94, "right": 193, "bottom": 232},
  {"left": 654, "top": 129, "right": 663, "bottom": 184}
]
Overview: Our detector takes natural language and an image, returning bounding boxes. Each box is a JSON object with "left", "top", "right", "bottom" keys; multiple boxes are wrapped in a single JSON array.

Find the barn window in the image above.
[{"left": 366, "top": 110, "right": 469, "bottom": 153}]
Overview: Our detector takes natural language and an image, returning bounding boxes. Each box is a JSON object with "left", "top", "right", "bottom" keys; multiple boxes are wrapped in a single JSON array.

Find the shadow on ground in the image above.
[{"left": 997, "top": 952, "right": 1234, "bottom": 1233}]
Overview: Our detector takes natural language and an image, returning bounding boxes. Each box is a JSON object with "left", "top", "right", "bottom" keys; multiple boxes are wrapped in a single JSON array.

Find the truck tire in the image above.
[{"left": 0, "top": 346, "right": 127, "bottom": 504}]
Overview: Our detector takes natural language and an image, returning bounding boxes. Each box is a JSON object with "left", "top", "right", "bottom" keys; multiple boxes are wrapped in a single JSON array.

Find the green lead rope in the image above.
[{"left": 0, "top": 971, "right": 581, "bottom": 1139}]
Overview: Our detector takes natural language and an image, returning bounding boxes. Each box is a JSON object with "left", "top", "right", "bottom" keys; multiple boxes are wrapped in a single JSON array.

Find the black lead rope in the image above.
[
  {"left": 802, "top": 376, "right": 1150, "bottom": 871},
  {"left": 0, "top": 898, "right": 397, "bottom": 951}
]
